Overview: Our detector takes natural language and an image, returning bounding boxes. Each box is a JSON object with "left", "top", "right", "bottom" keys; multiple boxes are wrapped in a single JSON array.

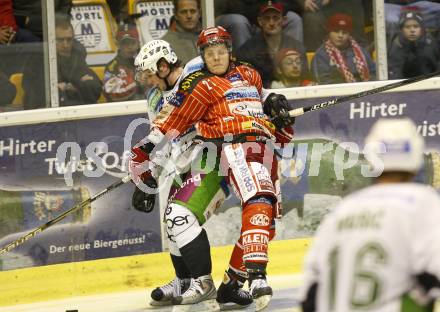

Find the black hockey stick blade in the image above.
[
  {"left": 289, "top": 70, "right": 440, "bottom": 117},
  {"left": 0, "top": 175, "right": 132, "bottom": 255}
]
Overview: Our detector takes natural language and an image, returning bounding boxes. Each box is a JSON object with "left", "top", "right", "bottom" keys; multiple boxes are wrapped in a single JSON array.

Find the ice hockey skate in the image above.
[
  {"left": 172, "top": 274, "right": 217, "bottom": 305},
  {"left": 249, "top": 278, "right": 273, "bottom": 311},
  {"left": 150, "top": 277, "right": 191, "bottom": 306},
  {"left": 216, "top": 271, "right": 253, "bottom": 311}
]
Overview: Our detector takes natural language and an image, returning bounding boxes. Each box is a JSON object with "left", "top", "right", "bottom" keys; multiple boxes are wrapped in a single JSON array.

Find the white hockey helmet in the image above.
[
  {"left": 134, "top": 39, "right": 178, "bottom": 73},
  {"left": 365, "top": 118, "right": 424, "bottom": 173}
]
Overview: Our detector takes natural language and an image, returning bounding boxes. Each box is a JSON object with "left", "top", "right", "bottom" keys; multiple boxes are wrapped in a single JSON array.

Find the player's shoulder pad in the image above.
[
  {"left": 177, "top": 68, "right": 213, "bottom": 93},
  {"left": 234, "top": 60, "right": 255, "bottom": 70}
]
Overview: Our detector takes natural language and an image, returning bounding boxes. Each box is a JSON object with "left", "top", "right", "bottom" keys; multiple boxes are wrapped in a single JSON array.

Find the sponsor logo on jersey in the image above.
[
  {"left": 241, "top": 121, "right": 268, "bottom": 133},
  {"left": 168, "top": 173, "right": 202, "bottom": 202},
  {"left": 242, "top": 232, "right": 269, "bottom": 244},
  {"left": 227, "top": 73, "right": 243, "bottom": 82},
  {"left": 250, "top": 214, "right": 271, "bottom": 226},
  {"left": 229, "top": 101, "right": 265, "bottom": 118},
  {"left": 168, "top": 91, "right": 185, "bottom": 107},
  {"left": 166, "top": 214, "right": 190, "bottom": 229},
  {"left": 147, "top": 87, "right": 164, "bottom": 112},
  {"left": 225, "top": 88, "right": 260, "bottom": 101},
  {"left": 180, "top": 71, "right": 205, "bottom": 91},
  {"left": 234, "top": 152, "right": 255, "bottom": 193},
  {"left": 252, "top": 163, "right": 273, "bottom": 191}
]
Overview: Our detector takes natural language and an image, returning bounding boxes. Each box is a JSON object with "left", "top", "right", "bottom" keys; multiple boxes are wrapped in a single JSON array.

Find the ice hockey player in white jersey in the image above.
[{"left": 300, "top": 118, "right": 440, "bottom": 312}]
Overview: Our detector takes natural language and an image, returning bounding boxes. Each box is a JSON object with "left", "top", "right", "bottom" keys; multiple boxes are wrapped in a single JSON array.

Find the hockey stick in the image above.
[
  {"left": 0, "top": 175, "right": 132, "bottom": 255},
  {"left": 288, "top": 70, "right": 440, "bottom": 117}
]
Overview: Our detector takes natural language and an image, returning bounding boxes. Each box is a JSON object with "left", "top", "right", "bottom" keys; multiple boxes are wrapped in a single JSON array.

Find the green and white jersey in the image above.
[
  {"left": 145, "top": 56, "right": 204, "bottom": 176},
  {"left": 300, "top": 183, "right": 440, "bottom": 312}
]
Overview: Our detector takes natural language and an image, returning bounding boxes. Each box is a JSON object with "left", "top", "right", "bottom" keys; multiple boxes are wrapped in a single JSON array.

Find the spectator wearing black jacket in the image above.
[
  {"left": 216, "top": 0, "right": 303, "bottom": 49},
  {"left": 388, "top": 10, "right": 440, "bottom": 79},
  {"left": 23, "top": 17, "right": 102, "bottom": 109},
  {"left": 236, "top": 1, "right": 307, "bottom": 88}
]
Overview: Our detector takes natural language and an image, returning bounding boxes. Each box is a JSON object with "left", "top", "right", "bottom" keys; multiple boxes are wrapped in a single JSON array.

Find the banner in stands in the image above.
[
  {"left": 135, "top": 1, "right": 174, "bottom": 44},
  {"left": 71, "top": 4, "right": 114, "bottom": 53},
  {"left": 0, "top": 115, "right": 162, "bottom": 270}
]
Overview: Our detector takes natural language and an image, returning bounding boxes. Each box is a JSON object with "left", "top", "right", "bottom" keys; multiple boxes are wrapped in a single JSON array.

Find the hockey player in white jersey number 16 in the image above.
[
  {"left": 300, "top": 118, "right": 440, "bottom": 312},
  {"left": 131, "top": 39, "right": 255, "bottom": 309}
]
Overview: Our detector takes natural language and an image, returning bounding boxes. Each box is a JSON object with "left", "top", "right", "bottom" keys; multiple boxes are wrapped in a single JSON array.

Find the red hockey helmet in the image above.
[{"left": 197, "top": 26, "right": 232, "bottom": 55}]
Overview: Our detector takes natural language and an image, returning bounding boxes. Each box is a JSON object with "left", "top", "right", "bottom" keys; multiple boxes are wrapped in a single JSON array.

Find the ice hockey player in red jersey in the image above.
[{"left": 130, "top": 26, "right": 295, "bottom": 311}]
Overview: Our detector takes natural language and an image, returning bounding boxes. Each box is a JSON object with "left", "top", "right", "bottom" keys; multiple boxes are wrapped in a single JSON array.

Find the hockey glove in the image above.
[
  {"left": 263, "top": 93, "right": 295, "bottom": 129},
  {"left": 132, "top": 177, "right": 157, "bottom": 213}
]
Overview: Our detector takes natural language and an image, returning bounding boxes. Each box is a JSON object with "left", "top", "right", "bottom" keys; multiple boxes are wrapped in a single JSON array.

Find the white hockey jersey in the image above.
[
  {"left": 300, "top": 183, "right": 440, "bottom": 312},
  {"left": 145, "top": 56, "right": 204, "bottom": 176}
]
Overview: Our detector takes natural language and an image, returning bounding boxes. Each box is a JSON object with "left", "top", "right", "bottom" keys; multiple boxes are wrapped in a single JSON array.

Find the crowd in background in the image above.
[{"left": 0, "top": 0, "right": 440, "bottom": 111}]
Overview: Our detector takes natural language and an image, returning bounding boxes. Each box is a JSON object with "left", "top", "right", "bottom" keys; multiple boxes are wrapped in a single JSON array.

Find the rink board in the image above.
[
  {"left": 1, "top": 80, "right": 440, "bottom": 308},
  {"left": 0, "top": 238, "right": 310, "bottom": 307}
]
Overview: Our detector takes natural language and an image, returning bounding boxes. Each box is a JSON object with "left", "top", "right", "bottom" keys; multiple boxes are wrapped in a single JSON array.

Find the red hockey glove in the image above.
[{"left": 129, "top": 144, "right": 154, "bottom": 185}]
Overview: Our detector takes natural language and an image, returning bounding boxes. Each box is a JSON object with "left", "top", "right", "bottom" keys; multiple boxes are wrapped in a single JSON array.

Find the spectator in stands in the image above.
[
  {"left": 311, "top": 13, "right": 375, "bottom": 85},
  {"left": 0, "top": 0, "right": 41, "bottom": 43},
  {"left": 215, "top": 0, "right": 303, "bottom": 49},
  {"left": 103, "top": 24, "right": 143, "bottom": 102},
  {"left": 23, "top": 17, "right": 102, "bottom": 109},
  {"left": 107, "top": 0, "right": 129, "bottom": 24},
  {"left": 0, "top": 0, "right": 18, "bottom": 44},
  {"left": 236, "top": 1, "right": 307, "bottom": 88},
  {"left": 161, "top": 0, "right": 202, "bottom": 65},
  {"left": 388, "top": 10, "right": 440, "bottom": 79},
  {"left": 294, "top": 0, "right": 367, "bottom": 52},
  {"left": 271, "top": 48, "right": 313, "bottom": 88},
  {"left": 385, "top": 1, "right": 440, "bottom": 42}
]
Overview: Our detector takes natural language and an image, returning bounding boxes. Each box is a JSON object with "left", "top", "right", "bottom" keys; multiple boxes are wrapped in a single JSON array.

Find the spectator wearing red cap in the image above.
[
  {"left": 310, "top": 13, "right": 376, "bottom": 85},
  {"left": 103, "top": 24, "right": 143, "bottom": 102},
  {"left": 387, "top": 9, "right": 440, "bottom": 79},
  {"left": 215, "top": 0, "right": 303, "bottom": 50},
  {"left": 294, "top": 0, "right": 367, "bottom": 52},
  {"left": 236, "top": 1, "right": 308, "bottom": 88},
  {"left": 271, "top": 48, "right": 314, "bottom": 88},
  {"left": 161, "top": 0, "right": 202, "bottom": 65}
]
